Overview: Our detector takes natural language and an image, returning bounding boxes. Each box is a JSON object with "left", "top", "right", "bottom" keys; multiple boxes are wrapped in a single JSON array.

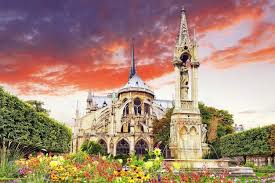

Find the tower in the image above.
[
  {"left": 86, "top": 91, "right": 98, "bottom": 113},
  {"left": 169, "top": 6, "right": 203, "bottom": 159}
]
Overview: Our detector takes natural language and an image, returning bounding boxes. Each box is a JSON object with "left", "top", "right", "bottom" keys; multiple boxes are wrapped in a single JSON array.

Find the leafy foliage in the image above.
[
  {"left": 269, "top": 125, "right": 275, "bottom": 154},
  {"left": 81, "top": 140, "right": 105, "bottom": 155},
  {"left": 220, "top": 125, "right": 274, "bottom": 157},
  {"left": 0, "top": 87, "right": 71, "bottom": 153},
  {"left": 152, "top": 108, "right": 173, "bottom": 145},
  {"left": 26, "top": 100, "right": 50, "bottom": 114}
]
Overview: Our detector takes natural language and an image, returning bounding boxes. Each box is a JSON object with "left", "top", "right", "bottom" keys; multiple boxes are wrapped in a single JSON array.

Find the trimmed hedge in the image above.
[
  {"left": 0, "top": 87, "right": 71, "bottom": 153},
  {"left": 220, "top": 125, "right": 275, "bottom": 157}
]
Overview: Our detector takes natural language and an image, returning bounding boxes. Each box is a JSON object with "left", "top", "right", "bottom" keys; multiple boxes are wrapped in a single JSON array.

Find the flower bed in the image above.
[{"left": 7, "top": 149, "right": 238, "bottom": 183}]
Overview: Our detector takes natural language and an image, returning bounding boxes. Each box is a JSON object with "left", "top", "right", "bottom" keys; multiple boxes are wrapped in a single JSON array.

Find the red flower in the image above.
[{"left": 84, "top": 171, "right": 91, "bottom": 179}]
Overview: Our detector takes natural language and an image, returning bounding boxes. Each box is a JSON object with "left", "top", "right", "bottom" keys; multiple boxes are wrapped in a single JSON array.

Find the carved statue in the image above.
[
  {"left": 180, "top": 65, "right": 189, "bottom": 100},
  {"left": 201, "top": 124, "right": 207, "bottom": 143}
]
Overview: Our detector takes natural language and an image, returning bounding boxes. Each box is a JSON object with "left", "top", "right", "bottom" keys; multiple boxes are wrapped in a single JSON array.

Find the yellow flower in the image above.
[
  {"left": 172, "top": 162, "right": 181, "bottom": 170},
  {"left": 117, "top": 159, "right": 123, "bottom": 164},
  {"left": 155, "top": 157, "right": 160, "bottom": 162},
  {"left": 50, "top": 173, "right": 59, "bottom": 182},
  {"left": 50, "top": 160, "right": 59, "bottom": 168},
  {"left": 153, "top": 148, "right": 161, "bottom": 156},
  {"left": 144, "top": 161, "right": 153, "bottom": 170},
  {"left": 144, "top": 174, "right": 150, "bottom": 180}
]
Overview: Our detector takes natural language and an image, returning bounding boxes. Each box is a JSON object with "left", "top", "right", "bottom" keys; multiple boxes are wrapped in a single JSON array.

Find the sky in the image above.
[{"left": 0, "top": 0, "right": 274, "bottom": 129}]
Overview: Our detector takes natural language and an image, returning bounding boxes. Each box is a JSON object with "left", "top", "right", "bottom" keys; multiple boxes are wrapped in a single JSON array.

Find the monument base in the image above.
[{"left": 164, "top": 159, "right": 255, "bottom": 177}]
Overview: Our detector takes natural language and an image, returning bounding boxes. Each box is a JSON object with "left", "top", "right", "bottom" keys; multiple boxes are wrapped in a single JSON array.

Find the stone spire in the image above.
[
  {"left": 75, "top": 100, "right": 80, "bottom": 119},
  {"left": 129, "top": 39, "right": 136, "bottom": 79},
  {"left": 177, "top": 6, "right": 191, "bottom": 47}
]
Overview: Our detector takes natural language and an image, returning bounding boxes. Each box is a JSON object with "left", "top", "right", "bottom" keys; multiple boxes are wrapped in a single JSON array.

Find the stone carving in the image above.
[
  {"left": 201, "top": 124, "right": 207, "bottom": 143},
  {"left": 177, "top": 118, "right": 201, "bottom": 125},
  {"left": 180, "top": 65, "right": 189, "bottom": 100},
  {"left": 170, "top": 122, "right": 176, "bottom": 146}
]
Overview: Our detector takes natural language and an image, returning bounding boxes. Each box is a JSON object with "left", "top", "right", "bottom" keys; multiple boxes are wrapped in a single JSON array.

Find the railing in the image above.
[{"left": 181, "top": 100, "right": 194, "bottom": 110}]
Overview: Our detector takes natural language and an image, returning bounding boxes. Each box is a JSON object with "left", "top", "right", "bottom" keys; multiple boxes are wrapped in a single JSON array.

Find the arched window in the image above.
[
  {"left": 135, "top": 139, "right": 148, "bottom": 156},
  {"left": 98, "top": 139, "right": 107, "bottom": 154},
  {"left": 190, "top": 126, "right": 197, "bottom": 135},
  {"left": 134, "top": 98, "right": 142, "bottom": 115},
  {"left": 116, "top": 139, "right": 130, "bottom": 155},
  {"left": 144, "top": 103, "right": 150, "bottom": 115},
  {"left": 136, "top": 123, "right": 144, "bottom": 132},
  {"left": 123, "top": 103, "right": 129, "bottom": 116},
  {"left": 121, "top": 122, "right": 130, "bottom": 133}
]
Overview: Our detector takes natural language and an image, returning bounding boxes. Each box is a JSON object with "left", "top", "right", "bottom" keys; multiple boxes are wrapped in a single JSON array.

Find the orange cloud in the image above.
[
  {"left": 0, "top": 0, "right": 273, "bottom": 95},
  {"left": 203, "top": 23, "right": 275, "bottom": 68}
]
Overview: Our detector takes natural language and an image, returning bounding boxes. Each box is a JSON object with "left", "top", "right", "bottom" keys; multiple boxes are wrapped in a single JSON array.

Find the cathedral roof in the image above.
[
  {"left": 118, "top": 40, "right": 154, "bottom": 96},
  {"left": 118, "top": 74, "right": 154, "bottom": 96}
]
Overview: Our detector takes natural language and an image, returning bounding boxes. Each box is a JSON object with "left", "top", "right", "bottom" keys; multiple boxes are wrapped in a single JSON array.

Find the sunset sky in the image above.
[{"left": 0, "top": 0, "right": 274, "bottom": 129}]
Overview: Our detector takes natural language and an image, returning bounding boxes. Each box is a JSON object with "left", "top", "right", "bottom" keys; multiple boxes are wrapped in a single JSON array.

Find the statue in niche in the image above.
[
  {"left": 180, "top": 65, "right": 189, "bottom": 100},
  {"left": 201, "top": 124, "right": 208, "bottom": 143}
]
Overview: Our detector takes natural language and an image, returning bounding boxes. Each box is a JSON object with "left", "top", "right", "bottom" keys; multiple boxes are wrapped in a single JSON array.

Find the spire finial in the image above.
[
  {"left": 177, "top": 5, "right": 190, "bottom": 47},
  {"left": 129, "top": 38, "right": 136, "bottom": 79},
  {"left": 181, "top": 5, "right": 185, "bottom": 12},
  {"left": 76, "top": 100, "right": 80, "bottom": 119}
]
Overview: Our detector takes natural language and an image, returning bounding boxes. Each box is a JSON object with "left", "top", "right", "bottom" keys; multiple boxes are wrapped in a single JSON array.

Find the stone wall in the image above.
[{"left": 247, "top": 156, "right": 275, "bottom": 167}]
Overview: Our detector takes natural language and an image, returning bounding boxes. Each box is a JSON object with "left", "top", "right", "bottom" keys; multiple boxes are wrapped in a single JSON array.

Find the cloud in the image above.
[
  {"left": 0, "top": 0, "right": 273, "bottom": 95},
  {"left": 238, "top": 110, "right": 257, "bottom": 114},
  {"left": 203, "top": 22, "right": 275, "bottom": 68}
]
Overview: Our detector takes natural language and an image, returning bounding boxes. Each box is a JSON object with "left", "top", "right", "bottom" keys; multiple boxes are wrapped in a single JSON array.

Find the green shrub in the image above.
[
  {"left": 81, "top": 140, "right": 105, "bottom": 155},
  {"left": 0, "top": 87, "right": 72, "bottom": 153},
  {"left": 0, "top": 142, "right": 19, "bottom": 178},
  {"left": 220, "top": 125, "right": 274, "bottom": 158}
]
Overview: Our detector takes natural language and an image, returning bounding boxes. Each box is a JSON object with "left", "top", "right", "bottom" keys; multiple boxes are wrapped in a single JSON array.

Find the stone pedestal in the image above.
[
  {"left": 164, "top": 159, "right": 255, "bottom": 177},
  {"left": 170, "top": 109, "right": 203, "bottom": 159}
]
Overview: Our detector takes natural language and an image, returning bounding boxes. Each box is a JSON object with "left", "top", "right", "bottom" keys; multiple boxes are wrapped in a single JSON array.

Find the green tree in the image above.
[
  {"left": 81, "top": 140, "right": 105, "bottom": 155},
  {"left": 220, "top": 125, "right": 274, "bottom": 163},
  {"left": 152, "top": 108, "right": 173, "bottom": 146},
  {"left": 0, "top": 87, "right": 71, "bottom": 153},
  {"left": 152, "top": 102, "right": 234, "bottom": 158},
  {"left": 26, "top": 100, "right": 49, "bottom": 114}
]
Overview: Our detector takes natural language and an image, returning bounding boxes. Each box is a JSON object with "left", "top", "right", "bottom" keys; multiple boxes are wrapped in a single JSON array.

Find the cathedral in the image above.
[
  {"left": 72, "top": 6, "right": 206, "bottom": 159},
  {"left": 72, "top": 43, "right": 170, "bottom": 156}
]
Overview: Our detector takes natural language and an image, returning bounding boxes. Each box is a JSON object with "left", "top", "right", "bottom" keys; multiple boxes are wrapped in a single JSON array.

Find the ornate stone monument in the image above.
[
  {"left": 169, "top": 6, "right": 204, "bottom": 160},
  {"left": 167, "top": 7, "right": 255, "bottom": 177}
]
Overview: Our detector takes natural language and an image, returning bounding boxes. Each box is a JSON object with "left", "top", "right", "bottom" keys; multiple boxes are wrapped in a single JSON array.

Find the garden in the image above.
[
  {"left": 0, "top": 147, "right": 234, "bottom": 183},
  {"left": 1, "top": 145, "right": 275, "bottom": 183},
  {"left": 0, "top": 88, "right": 275, "bottom": 182}
]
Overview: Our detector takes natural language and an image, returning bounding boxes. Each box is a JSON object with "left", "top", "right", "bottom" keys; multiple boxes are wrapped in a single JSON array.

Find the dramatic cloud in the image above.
[
  {"left": 0, "top": 0, "right": 273, "bottom": 94},
  {"left": 203, "top": 22, "right": 275, "bottom": 68}
]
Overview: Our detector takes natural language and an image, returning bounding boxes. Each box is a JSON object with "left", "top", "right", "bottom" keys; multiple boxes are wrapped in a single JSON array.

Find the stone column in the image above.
[
  {"left": 174, "top": 66, "right": 181, "bottom": 109},
  {"left": 268, "top": 157, "right": 272, "bottom": 166},
  {"left": 129, "top": 138, "right": 135, "bottom": 154},
  {"left": 113, "top": 143, "right": 117, "bottom": 156},
  {"left": 191, "top": 62, "right": 199, "bottom": 109}
]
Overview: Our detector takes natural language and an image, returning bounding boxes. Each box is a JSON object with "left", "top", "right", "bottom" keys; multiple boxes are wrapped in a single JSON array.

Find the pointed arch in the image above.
[
  {"left": 134, "top": 97, "right": 142, "bottom": 115},
  {"left": 98, "top": 139, "right": 107, "bottom": 154},
  {"left": 135, "top": 139, "right": 148, "bottom": 156},
  {"left": 190, "top": 126, "right": 197, "bottom": 135},
  {"left": 144, "top": 103, "right": 150, "bottom": 115},
  {"left": 116, "top": 139, "right": 130, "bottom": 155},
  {"left": 123, "top": 103, "right": 129, "bottom": 116},
  {"left": 121, "top": 122, "right": 130, "bottom": 133}
]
